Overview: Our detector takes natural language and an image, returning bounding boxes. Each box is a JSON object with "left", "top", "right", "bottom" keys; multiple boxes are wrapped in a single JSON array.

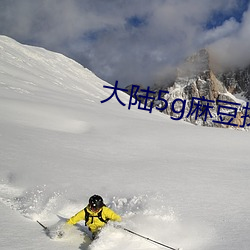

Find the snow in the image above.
[
  {"left": 0, "top": 35, "right": 250, "bottom": 250},
  {"left": 222, "top": 91, "right": 246, "bottom": 105}
]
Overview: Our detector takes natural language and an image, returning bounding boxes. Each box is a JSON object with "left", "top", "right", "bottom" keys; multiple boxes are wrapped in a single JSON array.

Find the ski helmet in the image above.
[{"left": 89, "top": 195, "right": 104, "bottom": 210}]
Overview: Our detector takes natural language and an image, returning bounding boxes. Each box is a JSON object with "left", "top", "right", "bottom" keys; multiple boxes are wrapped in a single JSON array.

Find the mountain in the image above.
[
  {"left": 217, "top": 66, "right": 250, "bottom": 100},
  {"left": 0, "top": 36, "right": 250, "bottom": 250},
  {"left": 154, "top": 49, "right": 250, "bottom": 129}
]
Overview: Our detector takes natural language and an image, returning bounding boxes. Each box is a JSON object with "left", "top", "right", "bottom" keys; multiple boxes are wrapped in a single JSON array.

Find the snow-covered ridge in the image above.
[
  {"left": 0, "top": 35, "right": 130, "bottom": 134},
  {"left": 0, "top": 35, "right": 110, "bottom": 99}
]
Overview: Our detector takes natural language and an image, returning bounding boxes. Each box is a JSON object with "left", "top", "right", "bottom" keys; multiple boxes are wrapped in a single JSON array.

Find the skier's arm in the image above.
[
  {"left": 104, "top": 207, "right": 122, "bottom": 222},
  {"left": 67, "top": 209, "right": 85, "bottom": 225}
]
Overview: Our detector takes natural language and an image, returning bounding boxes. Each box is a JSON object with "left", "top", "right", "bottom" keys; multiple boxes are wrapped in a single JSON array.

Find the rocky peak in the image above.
[
  {"left": 177, "top": 48, "right": 210, "bottom": 79},
  {"left": 155, "top": 49, "right": 250, "bottom": 129},
  {"left": 123, "top": 48, "right": 250, "bottom": 129},
  {"left": 174, "top": 48, "right": 226, "bottom": 101}
]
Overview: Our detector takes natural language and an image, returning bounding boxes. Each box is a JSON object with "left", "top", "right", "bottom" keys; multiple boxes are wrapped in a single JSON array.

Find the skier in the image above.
[{"left": 66, "top": 194, "right": 121, "bottom": 239}]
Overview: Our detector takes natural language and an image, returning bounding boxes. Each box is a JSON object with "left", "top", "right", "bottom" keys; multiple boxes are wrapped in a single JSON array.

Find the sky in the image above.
[{"left": 0, "top": 0, "right": 249, "bottom": 87}]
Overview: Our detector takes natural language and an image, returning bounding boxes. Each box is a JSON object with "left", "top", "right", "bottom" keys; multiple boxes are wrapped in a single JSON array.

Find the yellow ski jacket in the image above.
[{"left": 67, "top": 206, "right": 121, "bottom": 233}]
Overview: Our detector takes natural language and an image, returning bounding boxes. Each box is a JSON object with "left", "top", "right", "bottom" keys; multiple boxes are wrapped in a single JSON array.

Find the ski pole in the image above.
[
  {"left": 122, "top": 227, "right": 180, "bottom": 250},
  {"left": 37, "top": 220, "right": 48, "bottom": 231}
]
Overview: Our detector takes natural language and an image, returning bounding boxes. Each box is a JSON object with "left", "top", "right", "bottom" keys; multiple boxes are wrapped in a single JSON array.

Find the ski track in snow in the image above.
[
  {"left": 0, "top": 99, "right": 91, "bottom": 134},
  {"left": 0, "top": 179, "right": 211, "bottom": 250}
]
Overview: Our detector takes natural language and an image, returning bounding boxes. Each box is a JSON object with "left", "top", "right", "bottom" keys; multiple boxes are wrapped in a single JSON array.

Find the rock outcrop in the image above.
[{"left": 156, "top": 49, "right": 250, "bottom": 129}]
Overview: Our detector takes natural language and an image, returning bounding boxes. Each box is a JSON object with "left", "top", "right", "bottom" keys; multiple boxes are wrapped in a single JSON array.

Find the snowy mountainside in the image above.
[
  {"left": 0, "top": 36, "right": 250, "bottom": 250},
  {"left": 0, "top": 35, "right": 131, "bottom": 134},
  {"left": 0, "top": 35, "right": 108, "bottom": 97}
]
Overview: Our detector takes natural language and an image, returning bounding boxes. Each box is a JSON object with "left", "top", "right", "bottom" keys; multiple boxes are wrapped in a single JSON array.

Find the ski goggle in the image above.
[{"left": 90, "top": 204, "right": 101, "bottom": 211}]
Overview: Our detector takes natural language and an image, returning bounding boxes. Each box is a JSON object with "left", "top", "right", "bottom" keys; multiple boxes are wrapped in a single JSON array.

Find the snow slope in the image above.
[{"left": 0, "top": 36, "right": 250, "bottom": 250}]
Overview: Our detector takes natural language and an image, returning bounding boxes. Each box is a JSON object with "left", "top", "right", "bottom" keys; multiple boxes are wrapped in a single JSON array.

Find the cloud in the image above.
[
  {"left": 209, "top": 3, "right": 250, "bottom": 69},
  {"left": 200, "top": 18, "right": 240, "bottom": 45},
  {"left": 0, "top": 0, "right": 249, "bottom": 86}
]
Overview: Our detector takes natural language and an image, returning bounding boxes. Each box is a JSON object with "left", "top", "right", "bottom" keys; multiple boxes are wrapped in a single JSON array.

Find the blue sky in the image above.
[
  {"left": 0, "top": 0, "right": 249, "bottom": 87},
  {"left": 206, "top": 0, "right": 249, "bottom": 28}
]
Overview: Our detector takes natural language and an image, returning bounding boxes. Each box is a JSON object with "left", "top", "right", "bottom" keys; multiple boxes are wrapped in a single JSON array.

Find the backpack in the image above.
[{"left": 84, "top": 206, "right": 109, "bottom": 226}]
